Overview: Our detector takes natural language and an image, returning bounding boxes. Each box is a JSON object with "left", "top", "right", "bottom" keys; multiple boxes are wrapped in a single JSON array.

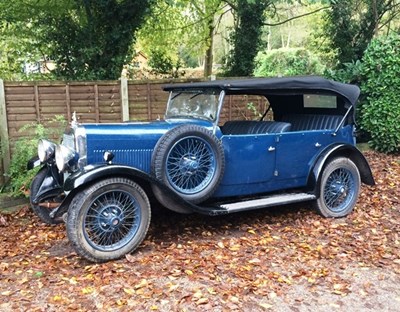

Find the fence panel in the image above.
[{"left": 98, "top": 84, "right": 121, "bottom": 122}]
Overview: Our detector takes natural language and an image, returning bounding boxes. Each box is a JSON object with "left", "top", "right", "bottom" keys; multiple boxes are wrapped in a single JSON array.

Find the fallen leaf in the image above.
[
  {"left": 259, "top": 303, "right": 273, "bottom": 309},
  {"left": 217, "top": 241, "right": 225, "bottom": 249}
]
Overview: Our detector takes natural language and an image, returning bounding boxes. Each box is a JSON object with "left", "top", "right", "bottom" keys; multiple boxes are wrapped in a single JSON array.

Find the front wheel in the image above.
[
  {"left": 66, "top": 178, "right": 151, "bottom": 262},
  {"left": 315, "top": 157, "right": 361, "bottom": 218}
]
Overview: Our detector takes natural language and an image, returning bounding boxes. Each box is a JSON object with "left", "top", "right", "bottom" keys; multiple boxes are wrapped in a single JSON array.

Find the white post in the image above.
[
  {"left": 0, "top": 79, "right": 10, "bottom": 182},
  {"left": 120, "top": 78, "right": 130, "bottom": 122}
]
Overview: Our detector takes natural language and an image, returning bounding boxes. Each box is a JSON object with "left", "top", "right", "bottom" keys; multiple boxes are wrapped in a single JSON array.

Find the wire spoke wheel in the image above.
[
  {"left": 315, "top": 157, "right": 360, "bottom": 218},
  {"left": 323, "top": 168, "right": 355, "bottom": 213},
  {"left": 166, "top": 136, "right": 216, "bottom": 194},
  {"left": 83, "top": 190, "right": 140, "bottom": 251},
  {"left": 152, "top": 125, "right": 225, "bottom": 206},
  {"left": 67, "top": 178, "right": 151, "bottom": 262}
]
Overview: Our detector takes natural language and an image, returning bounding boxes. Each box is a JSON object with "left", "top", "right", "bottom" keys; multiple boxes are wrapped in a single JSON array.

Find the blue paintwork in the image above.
[
  {"left": 54, "top": 77, "right": 366, "bottom": 202},
  {"left": 215, "top": 134, "right": 275, "bottom": 197},
  {"left": 276, "top": 126, "right": 354, "bottom": 181},
  {"left": 83, "top": 119, "right": 216, "bottom": 172},
  {"left": 78, "top": 117, "right": 356, "bottom": 199},
  {"left": 212, "top": 126, "right": 355, "bottom": 197}
]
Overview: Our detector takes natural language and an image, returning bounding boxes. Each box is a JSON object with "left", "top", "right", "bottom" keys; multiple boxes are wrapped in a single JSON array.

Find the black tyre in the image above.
[
  {"left": 30, "top": 167, "right": 63, "bottom": 225},
  {"left": 66, "top": 178, "right": 151, "bottom": 262},
  {"left": 152, "top": 124, "right": 225, "bottom": 205},
  {"left": 315, "top": 157, "right": 361, "bottom": 218}
]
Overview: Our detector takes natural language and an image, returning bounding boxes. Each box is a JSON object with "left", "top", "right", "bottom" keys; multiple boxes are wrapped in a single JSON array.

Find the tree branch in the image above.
[
  {"left": 223, "top": 0, "right": 237, "bottom": 11},
  {"left": 262, "top": 5, "right": 330, "bottom": 27}
]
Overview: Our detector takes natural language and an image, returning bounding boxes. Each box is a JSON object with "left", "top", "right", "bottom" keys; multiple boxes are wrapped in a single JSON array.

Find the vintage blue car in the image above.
[{"left": 28, "top": 76, "right": 374, "bottom": 262}]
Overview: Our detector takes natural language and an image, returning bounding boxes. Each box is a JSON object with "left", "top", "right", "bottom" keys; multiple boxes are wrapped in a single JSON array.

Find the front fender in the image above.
[
  {"left": 64, "top": 164, "right": 154, "bottom": 192},
  {"left": 31, "top": 163, "right": 63, "bottom": 204},
  {"left": 308, "top": 144, "right": 375, "bottom": 196},
  {"left": 57, "top": 164, "right": 217, "bottom": 218}
]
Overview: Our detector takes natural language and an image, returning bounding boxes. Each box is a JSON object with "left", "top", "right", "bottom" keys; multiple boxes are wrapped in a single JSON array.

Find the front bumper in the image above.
[{"left": 27, "top": 156, "right": 41, "bottom": 170}]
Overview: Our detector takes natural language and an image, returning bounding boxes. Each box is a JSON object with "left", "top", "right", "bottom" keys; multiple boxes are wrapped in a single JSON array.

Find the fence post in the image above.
[
  {"left": 0, "top": 79, "right": 10, "bottom": 183},
  {"left": 120, "top": 78, "right": 129, "bottom": 121}
]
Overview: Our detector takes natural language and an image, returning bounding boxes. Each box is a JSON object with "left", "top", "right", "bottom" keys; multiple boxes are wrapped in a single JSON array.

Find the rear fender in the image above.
[{"left": 308, "top": 144, "right": 375, "bottom": 197}]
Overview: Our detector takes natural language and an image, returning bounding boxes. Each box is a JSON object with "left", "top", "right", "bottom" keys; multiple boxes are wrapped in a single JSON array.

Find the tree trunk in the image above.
[{"left": 204, "top": 22, "right": 214, "bottom": 78}]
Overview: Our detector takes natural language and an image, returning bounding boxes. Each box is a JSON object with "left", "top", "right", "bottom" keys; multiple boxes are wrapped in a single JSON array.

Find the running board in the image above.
[{"left": 218, "top": 192, "right": 316, "bottom": 213}]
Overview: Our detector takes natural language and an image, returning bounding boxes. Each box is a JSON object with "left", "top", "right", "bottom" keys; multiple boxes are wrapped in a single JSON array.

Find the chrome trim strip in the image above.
[
  {"left": 75, "top": 126, "right": 87, "bottom": 169},
  {"left": 221, "top": 193, "right": 316, "bottom": 212},
  {"left": 214, "top": 90, "right": 225, "bottom": 134}
]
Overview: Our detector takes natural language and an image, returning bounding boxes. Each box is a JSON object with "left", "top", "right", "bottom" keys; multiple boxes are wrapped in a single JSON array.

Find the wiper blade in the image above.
[
  {"left": 189, "top": 92, "right": 204, "bottom": 100},
  {"left": 171, "top": 92, "right": 182, "bottom": 100}
]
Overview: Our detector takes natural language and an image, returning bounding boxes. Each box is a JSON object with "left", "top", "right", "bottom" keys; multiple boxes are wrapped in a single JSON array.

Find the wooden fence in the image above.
[{"left": 0, "top": 78, "right": 267, "bottom": 185}]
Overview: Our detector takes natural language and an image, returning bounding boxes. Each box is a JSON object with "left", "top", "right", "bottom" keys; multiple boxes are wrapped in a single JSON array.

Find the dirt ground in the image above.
[{"left": 0, "top": 151, "right": 399, "bottom": 311}]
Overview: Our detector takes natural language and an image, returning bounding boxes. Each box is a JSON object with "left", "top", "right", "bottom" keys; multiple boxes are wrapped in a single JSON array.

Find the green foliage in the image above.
[
  {"left": 324, "top": 60, "right": 363, "bottom": 84},
  {"left": 0, "top": 21, "right": 54, "bottom": 81},
  {"left": 320, "top": 0, "right": 399, "bottom": 68},
  {"left": 148, "top": 50, "right": 184, "bottom": 78},
  {"left": 360, "top": 34, "right": 400, "bottom": 153},
  {"left": 254, "top": 48, "right": 325, "bottom": 77},
  {"left": 43, "top": 0, "right": 154, "bottom": 80},
  {"left": 0, "top": 1, "right": 73, "bottom": 81},
  {"left": 137, "top": 0, "right": 225, "bottom": 77},
  {"left": 4, "top": 116, "right": 66, "bottom": 197},
  {"left": 0, "top": 0, "right": 154, "bottom": 81},
  {"left": 264, "top": 2, "right": 327, "bottom": 51},
  {"left": 246, "top": 102, "right": 262, "bottom": 120},
  {"left": 136, "top": 0, "right": 186, "bottom": 68},
  {"left": 223, "top": 0, "right": 271, "bottom": 77}
]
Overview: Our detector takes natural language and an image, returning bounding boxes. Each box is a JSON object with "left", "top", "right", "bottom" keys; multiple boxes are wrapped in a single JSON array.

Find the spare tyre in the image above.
[{"left": 152, "top": 124, "right": 225, "bottom": 205}]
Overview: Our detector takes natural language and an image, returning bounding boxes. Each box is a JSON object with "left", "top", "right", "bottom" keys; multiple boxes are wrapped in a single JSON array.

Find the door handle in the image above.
[{"left": 268, "top": 146, "right": 276, "bottom": 152}]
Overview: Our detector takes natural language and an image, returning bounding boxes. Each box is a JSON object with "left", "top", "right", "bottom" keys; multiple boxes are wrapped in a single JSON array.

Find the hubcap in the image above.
[
  {"left": 180, "top": 156, "right": 199, "bottom": 175},
  {"left": 99, "top": 206, "right": 124, "bottom": 230}
]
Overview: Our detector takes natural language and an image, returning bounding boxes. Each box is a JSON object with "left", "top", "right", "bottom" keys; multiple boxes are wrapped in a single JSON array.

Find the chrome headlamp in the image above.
[
  {"left": 55, "top": 144, "right": 78, "bottom": 172},
  {"left": 38, "top": 139, "right": 56, "bottom": 162}
]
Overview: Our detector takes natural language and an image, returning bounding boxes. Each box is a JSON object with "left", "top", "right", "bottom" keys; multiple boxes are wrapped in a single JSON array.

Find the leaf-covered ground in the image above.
[{"left": 1, "top": 151, "right": 399, "bottom": 311}]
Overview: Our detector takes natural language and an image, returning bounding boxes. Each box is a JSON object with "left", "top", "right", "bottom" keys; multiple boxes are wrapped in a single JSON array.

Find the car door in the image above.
[
  {"left": 214, "top": 133, "right": 277, "bottom": 197},
  {"left": 274, "top": 131, "right": 334, "bottom": 187}
]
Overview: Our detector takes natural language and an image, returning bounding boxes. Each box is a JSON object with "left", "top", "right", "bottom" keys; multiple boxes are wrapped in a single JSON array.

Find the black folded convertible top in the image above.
[{"left": 163, "top": 76, "right": 360, "bottom": 106}]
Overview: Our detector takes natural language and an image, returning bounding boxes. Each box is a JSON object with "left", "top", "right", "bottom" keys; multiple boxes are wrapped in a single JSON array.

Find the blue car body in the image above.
[{"left": 28, "top": 76, "right": 375, "bottom": 262}]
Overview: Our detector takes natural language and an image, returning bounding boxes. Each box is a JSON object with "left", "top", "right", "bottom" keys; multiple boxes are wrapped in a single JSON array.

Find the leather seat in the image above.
[
  {"left": 282, "top": 114, "right": 343, "bottom": 131},
  {"left": 222, "top": 120, "right": 291, "bottom": 135}
]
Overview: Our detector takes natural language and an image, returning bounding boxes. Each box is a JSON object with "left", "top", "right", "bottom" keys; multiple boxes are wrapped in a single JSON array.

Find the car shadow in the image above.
[{"left": 146, "top": 201, "right": 315, "bottom": 245}]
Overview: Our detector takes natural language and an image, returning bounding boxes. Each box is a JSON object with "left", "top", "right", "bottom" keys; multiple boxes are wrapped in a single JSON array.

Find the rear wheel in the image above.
[
  {"left": 66, "top": 178, "right": 151, "bottom": 262},
  {"left": 315, "top": 157, "right": 360, "bottom": 218}
]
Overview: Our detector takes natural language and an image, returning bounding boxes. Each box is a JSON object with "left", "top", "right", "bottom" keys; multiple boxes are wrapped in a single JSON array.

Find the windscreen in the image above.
[{"left": 165, "top": 89, "right": 220, "bottom": 121}]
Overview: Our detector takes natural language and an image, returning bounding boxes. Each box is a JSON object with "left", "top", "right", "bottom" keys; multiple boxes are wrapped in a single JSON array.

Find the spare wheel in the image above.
[{"left": 152, "top": 124, "right": 225, "bottom": 207}]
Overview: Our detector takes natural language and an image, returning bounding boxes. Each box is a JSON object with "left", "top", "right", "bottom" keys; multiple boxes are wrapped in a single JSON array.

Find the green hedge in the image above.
[
  {"left": 360, "top": 34, "right": 400, "bottom": 153},
  {"left": 254, "top": 48, "right": 325, "bottom": 77},
  {"left": 3, "top": 116, "right": 65, "bottom": 197}
]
